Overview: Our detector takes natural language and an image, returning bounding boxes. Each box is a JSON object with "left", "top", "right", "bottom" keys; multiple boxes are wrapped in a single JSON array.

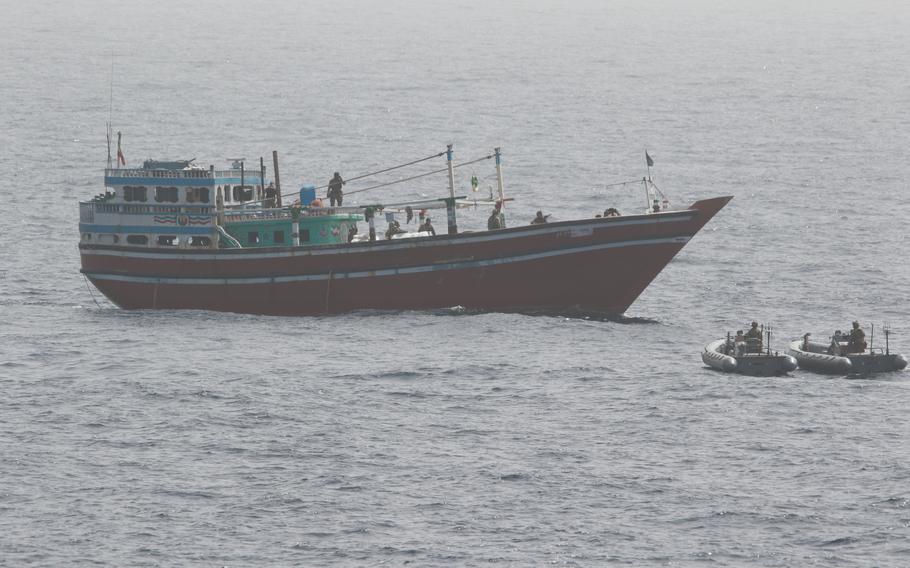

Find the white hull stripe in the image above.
[
  {"left": 85, "top": 236, "right": 690, "bottom": 285},
  {"left": 80, "top": 212, "right": 697, "bottom": 261}
]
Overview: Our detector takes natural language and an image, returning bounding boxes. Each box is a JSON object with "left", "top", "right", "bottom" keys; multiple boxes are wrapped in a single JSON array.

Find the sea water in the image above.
[{"left": 1, "top": 0, "right": 909, "bottom": 565}]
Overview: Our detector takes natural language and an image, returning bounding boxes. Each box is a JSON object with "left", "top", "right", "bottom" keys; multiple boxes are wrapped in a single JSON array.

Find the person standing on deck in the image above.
[
  {"left": 487, "top": 201, "right": 506, "bottom": 230},
  {"left": 264, "top": 182, "right": 277, "bottom": 208},
  {"left": 327, "top": 172, "right": 345, "bottom": 207}
]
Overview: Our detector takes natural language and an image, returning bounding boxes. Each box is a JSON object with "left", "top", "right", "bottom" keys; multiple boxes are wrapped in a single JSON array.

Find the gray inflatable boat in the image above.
[
  {"left": 788, "top": 330, "right": 907, "bottom": 375},
  {"left": 702, "top": 329, "right": 797, "bottom": 377}
]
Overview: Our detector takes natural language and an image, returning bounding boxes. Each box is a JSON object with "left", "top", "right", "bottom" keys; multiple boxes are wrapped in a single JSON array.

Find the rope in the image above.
[
  {"left": 228, "top": 151, "right": 494, "bottom": 207},
  {"left": 276, "top": 150, "right": 447, "bottom": 203},
  {"left": 82, "top": 274, "right": 104, "bottom": 309},
  {"left": 345, "top": 166, "right": 450, "bottom": 195},
  {"left": 649, "top": 179, "right": 669, "bottom": 200},
  {"left": 345, "top": 154, "right": 494, "bottom": 196},
  {"left": 313, "top": 151, "right": 447, "bottom": 191},
  {"left": 602, "top": 179, "right": 643, "bottom": 189}
]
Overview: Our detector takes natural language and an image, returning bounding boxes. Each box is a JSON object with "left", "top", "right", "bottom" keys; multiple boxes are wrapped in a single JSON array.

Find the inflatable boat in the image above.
[
  {"left": 788, "top": 331, "right": 907, "bottom": 375},
  {"left": 702, "top": 334, "right": 798, "bottom": 377}
]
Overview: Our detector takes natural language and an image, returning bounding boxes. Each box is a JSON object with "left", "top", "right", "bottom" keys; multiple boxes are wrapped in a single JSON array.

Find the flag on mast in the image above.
[
  {"left": 645, "top": 150, "right": 654, "bottom": 167},
  {"left": 116, "top": 131, "right": 126, "bottom": 166}
]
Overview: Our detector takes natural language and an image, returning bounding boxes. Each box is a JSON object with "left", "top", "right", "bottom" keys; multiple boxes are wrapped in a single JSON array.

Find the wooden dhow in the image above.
[{"left": 79, "top": 142, "right": 731, "bottom": 316}]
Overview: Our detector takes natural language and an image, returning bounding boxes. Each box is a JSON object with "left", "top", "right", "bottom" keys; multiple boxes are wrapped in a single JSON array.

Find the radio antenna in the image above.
[{"left": 106, "top": 51, "right": 114, "bottom": 169}]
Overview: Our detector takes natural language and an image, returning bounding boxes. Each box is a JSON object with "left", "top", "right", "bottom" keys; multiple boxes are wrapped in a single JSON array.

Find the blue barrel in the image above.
[{"left": 299, "top": 184, "right": 316, "bottom": 205}]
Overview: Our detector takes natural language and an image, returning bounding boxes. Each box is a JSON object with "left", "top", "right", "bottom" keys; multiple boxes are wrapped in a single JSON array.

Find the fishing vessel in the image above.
[
  {"left": 701, "top": 325, "right": 797, "bottom": 376},
  {"left": 788, "top": 327, "right": 907, "bottom": 375},
  {"left": 78, "top": 141, "right": 731, "bottom": 316}
]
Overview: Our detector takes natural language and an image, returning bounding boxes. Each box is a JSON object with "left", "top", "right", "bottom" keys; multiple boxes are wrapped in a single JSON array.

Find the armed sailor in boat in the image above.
[
  {"left": 826, "top": 322, "right": 867, "bottom": 355},
  {"left": 847, "top": 321, "right": 867, "bottom": 353},
  {"left": 744, "top": 321, "right": 763, "bottom": 353}
]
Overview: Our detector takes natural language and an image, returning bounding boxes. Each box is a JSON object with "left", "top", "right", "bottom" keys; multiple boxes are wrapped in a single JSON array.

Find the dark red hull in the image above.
[{"left": 80, "top": 196, "right": 731, "bottom": 316}]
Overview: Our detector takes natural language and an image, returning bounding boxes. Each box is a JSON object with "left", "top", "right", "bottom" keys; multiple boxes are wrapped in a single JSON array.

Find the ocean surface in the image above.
[{"left": 2, "top": 0, "right": 909, "bottom": 565}]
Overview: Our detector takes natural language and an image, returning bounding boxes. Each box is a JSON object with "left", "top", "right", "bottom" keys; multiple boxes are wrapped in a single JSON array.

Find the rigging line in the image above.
[
  {"left": 318, "top": 150, "right": 447, "bottom": 189},
  {"left": 649, "top": 179, "right": 668, "bottom": 199},
  {"left": 344, "top": 154, "right": 494, "bottom": 196},
  {"left": 82, "top": 274, "right": 103, "bottom": 310},
  {"left": 269, "top": 150, "right": 448, "bottom": 204},
  {"left": 601, "top": 179, "right": 643, "bottom": 189},
  {"left": 345, "top": 166, "right": 450, "bottom": 195}
]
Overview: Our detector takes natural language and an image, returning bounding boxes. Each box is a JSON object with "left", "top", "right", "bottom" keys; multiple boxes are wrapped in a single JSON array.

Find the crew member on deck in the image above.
[
  {"left": 385, "top": 220, "right": 405, "bottom": 240},
  {"left": 530, "top": 211, "right": 549, "bottom": 225},
  {"left": 327, "top": 172, "right": 345, "bottom": 207},
  {"left": 488, "top": 202, "right": 505, "bottom": 230},
  {"left": 264, "top": 182, "right": 277, "bottom": 208},
  {"left": 418, "top": 215, "right": 435, "bottom": 236},
  {"left": 848, "top": 321, "right": 867, "bottom": 353}
]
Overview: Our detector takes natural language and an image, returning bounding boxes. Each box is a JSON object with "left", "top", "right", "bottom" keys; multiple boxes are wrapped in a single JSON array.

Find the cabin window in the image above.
[
  {"left": 156, "top": 235, "right": 177, "bottom": 246},
  {"left": 186, "top": 187, "right": 210, "bottom": 204},
  {"left": 124, "top": 186, "right": 148, "bottom": 202},
  {"left": 232, "top": 186, "right": 254, "bottom": 201},
  {"left": 299, "top": 229, "right": 310, "bottom": 242},
  {"left": 155, "top": 186, "right": 179, "bottom": 203},
  {"left": 190, "top": 236, "right": 211, "bottom": 247},
  {"left": 84, "top": 233, "right": 92, "bottom": 241},
  {"left": 248, "top": 232, "right": 260, "bottom": 244},
  {"left": 127, "top": 235, "right": 148, "bottom": 245},
  {"left": 274, "top": 230, "right": 285, "bottom": 244}
]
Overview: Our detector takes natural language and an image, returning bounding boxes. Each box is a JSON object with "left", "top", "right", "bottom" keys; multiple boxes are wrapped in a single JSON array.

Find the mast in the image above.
[
  {"left": 446, "top": 144, "right": 455, "bottom": 199},
  {"left": 643, "top": 177, "right": 651, "bottom": 212},
  {"left": 260, "top": 156, "right": 266, "bottom": 205},
  {"left": 272, "top": 150, "right": 282, "bottom": 207},
  {"left": 240, "top": 161, "right": 245, "bottom": 205},
  {"left": 106, "top": 54, "right": 114, "bottom": 170},
  {"left": 494, "top": 147, "right": 505, "bottom": 205}
]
